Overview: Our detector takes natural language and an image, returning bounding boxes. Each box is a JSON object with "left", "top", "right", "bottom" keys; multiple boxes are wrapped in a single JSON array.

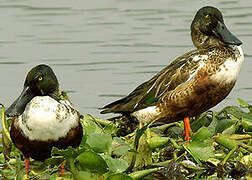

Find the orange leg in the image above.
[
  {"left": 184, "top": 117, "right": 192, "bottom": 141},
  {"left": 60, "top": 161, "right": 65, "bottom": 176},
  {"left": 25, "top": 158, "right": 29, "bottom": 174}
]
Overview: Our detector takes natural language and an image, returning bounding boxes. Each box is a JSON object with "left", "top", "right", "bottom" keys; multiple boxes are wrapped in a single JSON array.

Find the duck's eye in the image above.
[
  {"left": 205, "top": 14, "right": 209, "bottom": 19},
  {"left": 38, "top": 76, "right": 43, "bottom": 81}
]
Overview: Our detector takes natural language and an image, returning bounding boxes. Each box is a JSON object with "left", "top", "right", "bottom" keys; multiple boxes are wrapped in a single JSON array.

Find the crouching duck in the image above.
[
  {"left": 6, "top": 64, "right": 83, "bottom": 174},
  {"left": 101, "top": 6, "right": 244, "bottom": 140}
]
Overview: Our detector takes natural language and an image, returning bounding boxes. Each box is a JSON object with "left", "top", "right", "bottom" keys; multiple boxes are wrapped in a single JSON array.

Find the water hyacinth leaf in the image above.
[
  {"left": 77, "top": 151, "right": 108, "bottom": 174},
  {"left": 241, "top": 117, "right": 252, "bottom": 132},
  {"left": 81, "top": 114, "right": 103, "bottom": 135},
  {"left": 113, "top": 145, "right": 131, "bottom": 156},
  {"left": 214, "top": 134, "right": 238, "bottom": 150},
  {"left": 215, "top": 119, "right": 237, "bottom": 134},
  {"left": 207, "top": 116, "right": 219, "bottom": 134},
  {"left": 87, "top": 133, "right": 112, "bottom": 153},
  {"left": 104, "top": 156, "right": 129, "bottom": 173},
  {"left": 104, "top": 123, "right": 117, "bottom": 134},
  {"left": 240, "top": 154, "right": 252, "bottom": 169},
  {"left": 219, "top": 106, "right": 252, "bottom": 120},
  {"left": 185, "top": 127, "right": 214, "bottom": 163},
  {"left": 113, "top": 137, "right": 126, "bottom": 145},
  {"left": 185, "top": 141, "right": 214, "bottom": 163},
  {"left": 106, "top": 173, "right": 133, "bottom": 180},
  {"left": 148, "top": 137, "right": 169, "bottom": 149},
  {"left": 222, "top": 123, "right": 239, "bottom": 135},
  {"left": 191, "top": 127, "right": 213, "bottom": 141},
  {"left": 237, "top": 98, "right": 250, "bottom": 108},
  {"left": 51, "top": 147, "right": 85, "bottom": 159},
  {"left": 75, "top": 171, "right": 104, "bottom": 180},
  {"left": 112, "top": 137, "right": 131, "bottom": 156},
  {"left": 191, "top": 112, "right": 212, "bottom": 132},
  {"left": 44, "top": 157, "right": 63, "bottom": 166}
]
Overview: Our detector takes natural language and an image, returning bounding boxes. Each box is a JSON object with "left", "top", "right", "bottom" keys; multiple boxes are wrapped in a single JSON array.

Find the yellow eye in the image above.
[
  {"left": 38, "top": 76, "right": 43, "bottom": 81},
  {"left": 205, "top": 14, "right": 209, "bottom": 19}
]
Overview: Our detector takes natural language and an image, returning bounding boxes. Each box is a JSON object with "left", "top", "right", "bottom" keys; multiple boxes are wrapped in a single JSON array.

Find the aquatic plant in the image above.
[{"left": 0, "top": 98, "right": 251, "bottom": 179}]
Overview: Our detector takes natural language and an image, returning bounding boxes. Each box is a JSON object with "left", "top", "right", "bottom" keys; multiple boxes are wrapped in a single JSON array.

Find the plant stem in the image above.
[
  {"left": 221, "top": 146, "right": 238, "bottom": 165},
  {"left": 1, "top": 104, "right": 11, "bottom": 142},
  {"left": 68, "top": 158, "right": 77, "bottom": 177},
  {"left": 228, "top": 134, "right": 252, "bottom": 140},
  {"left": 170, "top": 138, "right": 183, "bottom": 149},
  {"left": 129, "top": 167, "right": 161, "bottom": 180},
  {"left": 214, "top": 134, "right": 251, "bottom": 153}
]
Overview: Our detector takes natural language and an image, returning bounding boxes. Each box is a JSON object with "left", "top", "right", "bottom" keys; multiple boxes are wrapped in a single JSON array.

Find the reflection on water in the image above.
[{"left": 0, "top": 0, "right": 251, "bottom": 119}]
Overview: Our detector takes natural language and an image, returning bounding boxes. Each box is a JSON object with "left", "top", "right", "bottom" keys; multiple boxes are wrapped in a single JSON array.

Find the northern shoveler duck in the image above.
[
  {"left": 101, "top": 6, "right": 244, "bottom": 140},
  {"left": 6, "top": 64, "right": 83, "bottom": 174}
]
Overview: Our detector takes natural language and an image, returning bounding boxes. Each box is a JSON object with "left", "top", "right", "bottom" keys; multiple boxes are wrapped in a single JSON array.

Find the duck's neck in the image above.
[
  {"left": 191, "top": 30, "right": 226, "bottom": 49},
  {"left": 47, "top": 89, "right": 61, "bottom": 102}
]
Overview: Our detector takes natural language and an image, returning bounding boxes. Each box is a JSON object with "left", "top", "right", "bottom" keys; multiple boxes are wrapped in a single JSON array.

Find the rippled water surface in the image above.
[{"left": 0, "top": 0, "right": 251, "bottom": 118}]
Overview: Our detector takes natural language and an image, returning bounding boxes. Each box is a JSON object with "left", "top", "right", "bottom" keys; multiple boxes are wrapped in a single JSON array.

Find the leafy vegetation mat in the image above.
[{"left": 0, "top": 98, "right": 251, "bottom": 179}]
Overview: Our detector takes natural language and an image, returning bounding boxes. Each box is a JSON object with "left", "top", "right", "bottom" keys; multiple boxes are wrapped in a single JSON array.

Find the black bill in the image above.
[
  {"left": 213, "top": 21, "right": 242, "bottom": 45},
  {"left": 5, "top": 86, "right": 34, "bottom": 117}
]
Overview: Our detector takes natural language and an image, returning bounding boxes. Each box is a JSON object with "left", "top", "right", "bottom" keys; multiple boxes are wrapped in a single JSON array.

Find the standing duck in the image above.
[
  {"left": 6, "top": 64, "right": 83, "bottom": 174},
  {"left": 101, "top": 6, "right": 244, "bottom": 140}
]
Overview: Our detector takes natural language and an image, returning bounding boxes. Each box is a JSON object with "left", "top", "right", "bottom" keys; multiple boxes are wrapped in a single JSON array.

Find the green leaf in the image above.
[
  {"left": 191, "top": 126, "right": 213, "bottom": 141},
  {"left": 75, "top": 171, "right": 104, "bottom": 180},
  {"left": 104, "top": 156, "right": 129, "bottom": 173},
  {"left": 148, "top": 137, "right": 169, "bottom": 149},
  {"left": 82, "top": 115, "right": 103, "bottom": 135},
  {"left": 215, "top": 119, "right": 237, "bottom": 134},
  {"left": 87, "top": 133, "right": 112, "bottom": 153},
  {"left": 51, "top": 146, "right": 85, "bottom": 159},
  {"left": 113, "top": 146, "right": 131, "bottom": 156},
  {"left": 237, "top": 98, "right": 249, "bottom": 108},
  {"left": 106, "top": 173, "right": 133, "bottom": 180},
  {"left": 213, "top": 134, "right": 242, "bottom": 152},
  {"left": 185, "top": 127, "right": 214, "bottom": 164},
  {"left": 77, "top": 151, "right": 109, "bottom": 174},
  {"left": 219, "top": 106, "right": 252, "bottom": 120},
  {"left": 112, "top": 137, "right": 131, "bottom": 156},
  {"left": 208, "top": 116, "right": 219, "bottom": 134},
  {"left": 104, "top": 123, "right": 117, "bottom": 134},
  {"left": 222, "top": 124, "right": 239, "bottom": 135},
  {"left": 241, "top": 117, "right": 252, "bottom": 132},
  {"left": 185, "top": 140, "right": 214, "bottom": 164},
  {"left": 191, "top": 112, "right": 212, "bottom": 132},
  {"left": 240, "top": 154, "right": 252, "bottom": 168}
]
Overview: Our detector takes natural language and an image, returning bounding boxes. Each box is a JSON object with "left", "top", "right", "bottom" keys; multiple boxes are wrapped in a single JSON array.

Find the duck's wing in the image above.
[{"left": 101, "top": 49, "right": 206, "bottom": 114}]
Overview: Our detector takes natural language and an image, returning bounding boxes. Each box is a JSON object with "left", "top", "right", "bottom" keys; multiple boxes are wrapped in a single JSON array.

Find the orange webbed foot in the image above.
[
  {"left": 183, "top": 117, "right": 194, "bottom": 141},
  {"left": 25, "top": 158, "right": 29, "bottom": 174},
  {"left": 60, "top": 161, "right": 65, "bottom": 176}
]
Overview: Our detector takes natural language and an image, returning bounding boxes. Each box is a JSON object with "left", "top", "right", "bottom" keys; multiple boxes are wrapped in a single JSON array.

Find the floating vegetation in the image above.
[{"left": 0, "top": 98, "right": 251, "bottom": 179}]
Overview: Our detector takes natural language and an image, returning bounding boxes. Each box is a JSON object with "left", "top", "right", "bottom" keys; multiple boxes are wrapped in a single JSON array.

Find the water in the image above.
[{"left": 0, "top": 0, "right": 251, "bottom": 120}]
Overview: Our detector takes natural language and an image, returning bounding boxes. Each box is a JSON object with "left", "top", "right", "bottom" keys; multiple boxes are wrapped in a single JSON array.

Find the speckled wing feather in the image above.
[{"left": 101, "top": 49, "right": 207, "bottom": 114}]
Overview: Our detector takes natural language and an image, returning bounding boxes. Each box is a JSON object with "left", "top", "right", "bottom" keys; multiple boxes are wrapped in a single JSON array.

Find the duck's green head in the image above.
[
  {"left": 6, "top": 64, "right": 59, "bottom": 117},
  {"left": 191, "top": 6, "right": 242, "bottom": 48}
]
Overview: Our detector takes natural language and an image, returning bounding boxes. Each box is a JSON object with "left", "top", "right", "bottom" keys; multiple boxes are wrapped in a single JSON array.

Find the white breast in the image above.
[
  {"left": 212, "top": 46, "right": 244, "bottom": 83},
  {"left": 17, "top": 96, "right": 79, "bottom": 141}
]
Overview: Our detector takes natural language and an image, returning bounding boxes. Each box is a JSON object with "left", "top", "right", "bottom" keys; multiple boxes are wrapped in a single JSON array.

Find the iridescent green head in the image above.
[
  {"left": 191, "top": 6, "right": 242, "bottom": 48},
  {"left": 6, "top": 64, "right": 59, "bottom": 117}
]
